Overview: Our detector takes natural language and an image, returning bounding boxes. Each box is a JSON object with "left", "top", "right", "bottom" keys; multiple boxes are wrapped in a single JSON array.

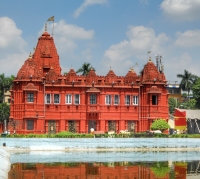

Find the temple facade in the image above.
[{"left": 6, "top": 30, "right": 169, "bottom": 134}]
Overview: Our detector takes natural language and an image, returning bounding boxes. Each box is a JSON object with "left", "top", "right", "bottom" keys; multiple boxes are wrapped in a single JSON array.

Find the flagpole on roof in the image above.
[
  {"left": 52, "top": 19, "right": 54, "bottom": 36},
  {"left": 47, "top": 16, "right": 54, "bottom": 36}
]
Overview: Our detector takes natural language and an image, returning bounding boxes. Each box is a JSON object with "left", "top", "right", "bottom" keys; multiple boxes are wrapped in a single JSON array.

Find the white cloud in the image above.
[
  {"left": 54, "top": 20, "right": 94, "bottom": 56},
  {"left": 73, "top": 0, "right": 108, "bottom": 18},
  {"left": 127, "top": 26, "right": 155, "bottom": 50},
  {"left": 102, "top": 26, "right": 169, "bottom": 75},
  {"left": 175, "top": 30, "right": 200, "bottom": 48},
  {"left": 101, "top": 25, "right": 200, "bottom": 82},
  {"left": 0, "top": 16, "right": 27, "bottom": 76},
  {"left": 165, "top": 53, "right": 192, "bottom": 72},
  {"left": 54, "top": 20, "right": 94, "bottom": 40},
  {"left": 0, "top": 17, "right": 26, "bottom": 50},
  {"left": 61, "top": 66, "right": 70, "bottom": 75},
  {"left": 188, "top": 63, "right": 200, "bottom": 77},
  {"left": 0, "top": 52, "right": 28, "bottom": 76},
  {"left": 160, "top": 0, "right": 200, "bottom": 22},
  {"left": 104, "top": 40, "right": 130, "bottom": 61},
  {"left": 164, "top": 52, "right": 200, "bottom": 81},
  {"left": 81, "top": 48, "right": 93, "bottom": 62}
]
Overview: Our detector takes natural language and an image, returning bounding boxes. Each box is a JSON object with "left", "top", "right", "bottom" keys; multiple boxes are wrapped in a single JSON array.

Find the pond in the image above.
[{"left": 8, "top": 151, "right": 200, "bottom": 178}]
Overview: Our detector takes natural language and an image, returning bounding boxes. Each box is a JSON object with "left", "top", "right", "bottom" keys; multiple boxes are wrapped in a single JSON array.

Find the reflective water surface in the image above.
[{"left": 8, "top": 152, "right": 200, "bottom": 179}]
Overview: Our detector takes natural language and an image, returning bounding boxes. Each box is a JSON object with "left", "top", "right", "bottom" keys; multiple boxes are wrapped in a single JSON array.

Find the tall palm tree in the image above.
[
  {"left": 76, "top": 62, "right": 95, "bottom": 76},
  {"left": 177, "top": 70, "right": 197, "bottom": 98}
]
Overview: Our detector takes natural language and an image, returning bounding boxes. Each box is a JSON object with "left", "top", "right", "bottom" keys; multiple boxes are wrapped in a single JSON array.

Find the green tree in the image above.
[
  {"left": 0, "top": 103, "right": 10, "bottom": 132},
  {"left": 168, "top": 98, "right": 178, "bottom": 114},
  {"left": 150, "top": 118, "right": 170, "bottom": 132},
  {"left": 177, "top": 70, "right": 197, "bottom": 99},
  {"left": 76, "top": 62, "right": 95, "bottom": 76},
  {"left": 179, "top": 99, "right": 197, "bottom": 109},
  {"left": 0, "top": 73, "right": 15, "bottom": 103},
  {"left": 187, "top": 99, "right": 197, "bottom": 109},
  {"left": 192, "top": 78, "right": 200, "bottom": 108},
  {"left": 181, "top": 92, "right": 187, "bottom": 102}
]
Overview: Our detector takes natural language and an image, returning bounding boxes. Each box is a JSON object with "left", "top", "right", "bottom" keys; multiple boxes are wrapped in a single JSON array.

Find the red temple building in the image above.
[
  {"left": 5, "top": 29, "right": 169, "bottom": 134},
  {"left": 8, "top": 162, "right": 187, "bottom": 179}
]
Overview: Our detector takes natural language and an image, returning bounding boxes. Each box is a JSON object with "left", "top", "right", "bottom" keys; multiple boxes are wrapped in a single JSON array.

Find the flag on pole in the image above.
[{"left": 47, "top": 16, "right": 54, "bottom": 21}]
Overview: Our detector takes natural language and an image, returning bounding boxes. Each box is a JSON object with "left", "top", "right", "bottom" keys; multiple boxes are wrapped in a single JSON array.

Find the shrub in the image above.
[
  {"left": 154, "top": 133, "right": 168, "bottom": 138},
  {"left": 151, "top": 118, "right": 170, "bottom": 132},
  {"left": 26, "top": 133, "right": 36, "bottom": 138}
]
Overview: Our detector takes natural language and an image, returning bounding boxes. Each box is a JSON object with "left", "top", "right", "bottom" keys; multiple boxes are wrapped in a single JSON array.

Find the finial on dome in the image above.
[
  {"left": 129, "top": 67, "right": 134, "bottom": 72},
  {"left": 29, "top": 52, "right": 32, "bottom": 58},
  {"left": 45, "top": 23, "right": 47, "bottom": 31},
  {"left": 149, "top": 57, "right": 152, "bottom": 62}
]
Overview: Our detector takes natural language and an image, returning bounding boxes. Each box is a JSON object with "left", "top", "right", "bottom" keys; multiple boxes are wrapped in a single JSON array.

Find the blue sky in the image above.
[{"left": 1, "top": 0, "right": 200, "bottom": 82}]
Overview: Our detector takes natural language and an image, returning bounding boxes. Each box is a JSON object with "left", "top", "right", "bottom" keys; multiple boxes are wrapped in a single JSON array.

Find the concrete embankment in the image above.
[
  {"left": 0, "top": 147, "right": 10, "bottom": 179},
  {"left": 1, "top": 138, "right": 200, "bottom": 151}
]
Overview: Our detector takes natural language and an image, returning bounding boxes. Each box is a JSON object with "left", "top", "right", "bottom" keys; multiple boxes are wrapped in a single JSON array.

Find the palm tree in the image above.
[
  {"left": 76, "top": 62, "right": 95, "bottom": 76},
  {"left": 177, "top": 70, "right": 197, "bottom": 99}
]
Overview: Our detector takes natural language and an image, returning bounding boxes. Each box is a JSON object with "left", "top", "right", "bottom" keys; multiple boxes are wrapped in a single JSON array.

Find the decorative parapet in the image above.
[
  {"left": 86, "top": 87, "right": 101, "bottom": 93},
  {"left": 23, "top": 83, "right": 38, "bottom": 91},
  {"left": 147, "top": 86, "right": 161, "bottom": 93}
]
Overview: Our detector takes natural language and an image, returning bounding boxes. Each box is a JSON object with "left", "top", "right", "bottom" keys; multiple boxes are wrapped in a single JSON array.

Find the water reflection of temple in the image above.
[{"left": 8, "top": 161, "right": 193, "bottom": 179}]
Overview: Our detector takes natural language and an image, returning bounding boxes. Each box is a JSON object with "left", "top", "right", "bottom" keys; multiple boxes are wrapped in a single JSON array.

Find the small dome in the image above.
[
  {"left": 140, "top": 59, "right": 166, "bottom": 82},
  {"left": 42, "top": 31, "right": 50, "bottom": 37},
  {"left": 125, "top": 68, "right": 138, "bottom": 84}
]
